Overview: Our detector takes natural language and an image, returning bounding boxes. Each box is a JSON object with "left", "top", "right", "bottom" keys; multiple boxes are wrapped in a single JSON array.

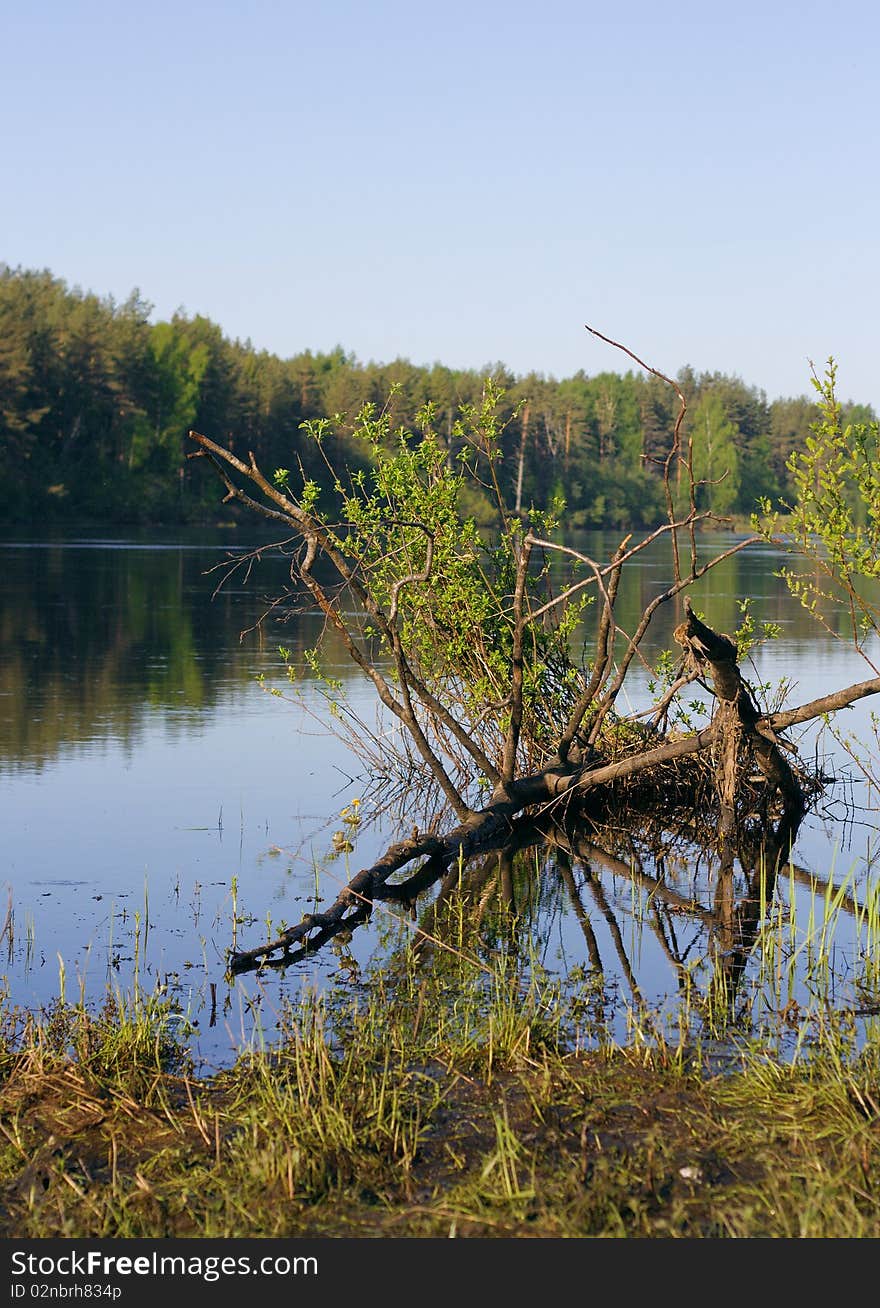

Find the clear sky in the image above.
[{"left": 4, "top": 0, "right": 879, "bottom": 407}]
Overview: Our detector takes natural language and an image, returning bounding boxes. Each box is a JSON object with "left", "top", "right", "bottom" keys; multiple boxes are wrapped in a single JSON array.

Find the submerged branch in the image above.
[{"left": 228, "top": 632, "right": 880, "bottom": 972}]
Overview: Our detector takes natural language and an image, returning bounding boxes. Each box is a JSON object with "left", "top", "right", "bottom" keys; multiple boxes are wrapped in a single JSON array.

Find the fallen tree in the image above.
[{"left": 186, "top": 332, "right": 880, "bottom": 973}]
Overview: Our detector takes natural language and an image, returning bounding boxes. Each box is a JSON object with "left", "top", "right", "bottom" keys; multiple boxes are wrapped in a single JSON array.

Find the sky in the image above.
[{"left": 4, "top": 0, "right": 879, "bottom": 408}]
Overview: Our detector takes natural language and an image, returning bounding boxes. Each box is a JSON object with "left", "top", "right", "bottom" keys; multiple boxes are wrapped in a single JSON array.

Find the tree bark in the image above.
[{"left": 673, "top": 598, "right": 805, "bottom": 816}]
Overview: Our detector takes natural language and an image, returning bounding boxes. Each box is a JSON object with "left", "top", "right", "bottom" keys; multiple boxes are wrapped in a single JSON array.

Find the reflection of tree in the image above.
[
  {"left": 241, "top": 801, "right": 843, "bottom": 1042},
  {"left": 0, "top": 538, "right": 364, "bottom": 768},
  {"left": 551, "top": 808, "right": 808, "bottom": 1023},
  {"left": 555, "top": 857, "right": 602, "bottom": 972},
  {"left": 541, "top": 822, "right": 713, "bottom": 1011}
]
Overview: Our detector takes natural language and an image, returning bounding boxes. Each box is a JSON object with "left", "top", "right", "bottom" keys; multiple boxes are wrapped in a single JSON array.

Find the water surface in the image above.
[{"left": 2, "top": 527, "right": 878, "bottom": 1069}]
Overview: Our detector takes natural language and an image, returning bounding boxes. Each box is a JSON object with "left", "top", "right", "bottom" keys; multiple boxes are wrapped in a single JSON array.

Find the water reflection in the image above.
[
  {"left": 562, "top": 530, "right": 880, "bottom": 679},
  {"left": 2, "top": 528, "right": 876, "bottom": 770},
  {"left": 1, "top": 529, "right": 879, "bottom": 1069},
  {"left": 227, "top": 783, "right": 880, "bottom": 1061},
  {"left": 0, "top": 532, "right": 361, "bottom": 772}
]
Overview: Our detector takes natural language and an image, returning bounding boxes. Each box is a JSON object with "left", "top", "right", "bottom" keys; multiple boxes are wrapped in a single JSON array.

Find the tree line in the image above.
[{"left": 1, "top": 263, "right": 875, "bottom": 528}]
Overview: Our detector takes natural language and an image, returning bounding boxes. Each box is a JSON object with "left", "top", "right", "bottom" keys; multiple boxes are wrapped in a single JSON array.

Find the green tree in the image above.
[
  {"left": 768, "top": 395, "right": 818, "bottom": 504},
  {"left": 143, "top": 321, "right": 210, "bottom": 473},
  {"left": 759, "top": 359, "right": 880, "bottom": 663},
  {"left": 688, "top": 393, "right": 740, "bottom": 514}
]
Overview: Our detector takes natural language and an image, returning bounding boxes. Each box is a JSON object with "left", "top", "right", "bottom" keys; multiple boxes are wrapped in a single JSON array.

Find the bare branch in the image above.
[
  {"left": 584, "top": 325, "right": 688, "bottom": 583},
  {"left": 501, "top": 531, "right": 534, "bottom": 784}
]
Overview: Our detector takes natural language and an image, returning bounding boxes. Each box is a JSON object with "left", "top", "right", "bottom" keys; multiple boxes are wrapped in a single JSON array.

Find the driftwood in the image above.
[{"left": 228, "top": 602, "right": 876, "bottom": 973}]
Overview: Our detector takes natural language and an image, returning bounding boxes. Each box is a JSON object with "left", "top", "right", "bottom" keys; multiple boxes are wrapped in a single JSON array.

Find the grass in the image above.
[
  {"left": 2, "top": 939, "right": 880, "bottom": 1239},
  {"left": 3, "top": 816, "right": 880, "bottom": 1240}
]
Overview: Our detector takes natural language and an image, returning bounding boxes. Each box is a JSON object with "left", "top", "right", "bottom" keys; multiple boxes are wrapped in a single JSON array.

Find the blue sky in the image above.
[{"left": 4, "top": 0, "right": 879, "bottom": 407}]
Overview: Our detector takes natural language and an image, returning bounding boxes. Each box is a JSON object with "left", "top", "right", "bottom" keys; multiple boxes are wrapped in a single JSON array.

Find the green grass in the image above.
[
  {"left": 3, "top": 830, "right": 880, "bottom": 1239},
  {"left": 2, "top": 944, "right": 880, "bottom": 1239}
]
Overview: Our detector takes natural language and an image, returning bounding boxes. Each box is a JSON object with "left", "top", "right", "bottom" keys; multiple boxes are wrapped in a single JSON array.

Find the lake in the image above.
[{"left": 2, "top": 526, "right": 879, "bottom": 1071}]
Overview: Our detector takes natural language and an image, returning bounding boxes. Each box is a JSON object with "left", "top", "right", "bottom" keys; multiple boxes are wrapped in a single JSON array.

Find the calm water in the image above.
[{"left": 2, "top": 527, "right": 879, "bottom": 1069}]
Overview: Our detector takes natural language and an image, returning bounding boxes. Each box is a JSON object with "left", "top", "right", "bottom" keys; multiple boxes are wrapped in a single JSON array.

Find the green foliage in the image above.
[
  {"left": 2, "top": 264, "right": 877, "bottom": 531},
  {"left": 687, "top": 392, "right": 741, "bottom": 515},
  {"left": 293, "top": 385, "right": 588, "bottom": 769},
  {"left": 733, "top": 597, "right": 781, "bottom": 660},
  {"left": 755, "top": 359, "right": 880, "bottom": 652},
  {"left": 142, "top": 321, "right": 211, "bottom": 473}
]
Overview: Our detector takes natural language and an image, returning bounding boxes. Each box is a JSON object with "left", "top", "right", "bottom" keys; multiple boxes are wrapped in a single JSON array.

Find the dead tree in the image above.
[{"left": 185, "top": 333, "right": 880, "bottom": 973}]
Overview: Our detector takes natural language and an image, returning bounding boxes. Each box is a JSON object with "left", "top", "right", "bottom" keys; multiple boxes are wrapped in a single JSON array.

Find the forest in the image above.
[{"left": 2, "top": 263, "right": 876, "bottom": 528}]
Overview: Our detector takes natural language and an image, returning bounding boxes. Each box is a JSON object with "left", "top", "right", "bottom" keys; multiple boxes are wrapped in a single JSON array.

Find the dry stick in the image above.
[
  {"left": 296, "top": 528, "right": 476, "bottom": 819},
  {"left": 229, "top": 653, "right": 880, "bottom": 971},
  {"left": 376, "top": 524, "right": 503, "bottom": 795},
  {"left": 386, "top": 520, "right": 433, "bottom": 625},
  {"left": 379, "top": 635, "right": 504, "bottom": 786},
  {"left": 189, "top": 434, "right": 490, "bottom": 814},
  {"left": 555, "top": 539, "right": 627, "bottom": 765},
  {"left": 682, "top": 422, "right": 699, "bottom": 577},
  {"left": 192, "top": 433, "right": 500, "bottom": 786},
  {"left": 675, "top": 598, "right": 804, "bottom": 813},
  {"left": 229, "top": 831, "right": 442, "bottom": 971},
  {"left": 523, "top": 652, "right": 880, "bottom": 803},
  {"left": 389, "top": 660, "right": 501, "bottom": 787},
  {"left": 584, "top": 536, "right": 761, "bottom": 750},
  {"left": 374, "top": 852, "right": 449, "bottom": 907},
  {"left": 528, "top": 530, "right": 757, "bottom": 748},
  {"left": 644, "top": 667, "right": 704, "bottom": 730},
  {"left": 526, "top": 515, "right": 712, "bottom": 627},
  {"left": 379, "top": 584, "right": 474, "bottom": 821},
  {"left": 501, "top": 531, "right": 534, "bottom": 784},
  {"left": 190, "top": 433, "right": 880, "bottom": 967},
  {"left": 584, "top": 324, "right": 688, "bottom": 585},
  {"left": 230, "top": 775, "right": 562, "bottom": 971},
  {"left": 234, "top": 836, "right": 496, "bottom": 976},
  {"left": 766, "top": 676, "right": 880, "bottom": 732},
  {"left": 227, "top": 720, "right": 721, "bottom": 973},
  {"left": 295, "top": 518, "right": 471, "bottom": 821}
]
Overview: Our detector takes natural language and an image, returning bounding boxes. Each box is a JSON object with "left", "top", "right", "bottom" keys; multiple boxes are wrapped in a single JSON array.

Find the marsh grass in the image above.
[
  {"left": 1, "top": 925, "right": 880, "bottom": 1239},
  {"left": 743, "top": 856, "right": 880, "bottom": 1056},
  {"left": 2, "top": 831, "right": 880, "bottom": 1238}
]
